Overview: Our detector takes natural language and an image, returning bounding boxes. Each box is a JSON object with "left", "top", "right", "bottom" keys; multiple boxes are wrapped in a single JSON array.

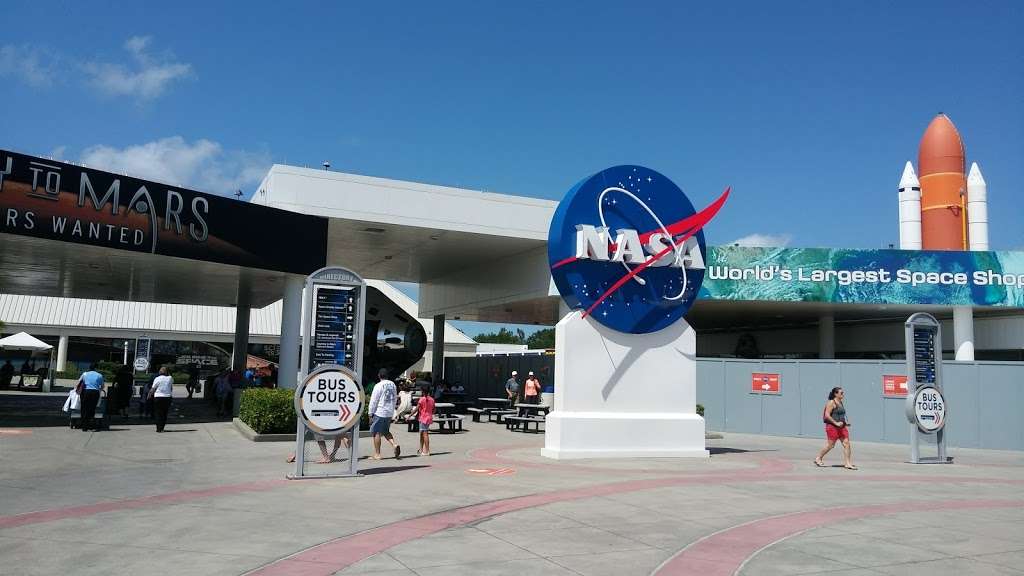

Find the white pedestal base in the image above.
[
  {"left": 542, "top": 311, "right": 708, "bottom": 459},
  {"left": 541, "top": 412, "right": 708, "bottom": 459}
]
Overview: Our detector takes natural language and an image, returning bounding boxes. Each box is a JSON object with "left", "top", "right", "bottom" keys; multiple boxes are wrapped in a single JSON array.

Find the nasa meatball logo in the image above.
[{"left": 548, "top": 165, "right": 729, "bottom": 334}]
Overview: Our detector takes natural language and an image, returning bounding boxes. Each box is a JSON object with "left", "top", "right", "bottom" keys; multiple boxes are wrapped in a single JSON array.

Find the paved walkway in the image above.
[{"left": 1, "top": 401, "right": 1022, "bottom": 576}]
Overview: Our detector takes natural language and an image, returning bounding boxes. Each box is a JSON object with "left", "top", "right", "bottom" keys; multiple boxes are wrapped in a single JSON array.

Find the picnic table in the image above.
[
  {"left": 467, "top": 397, "right": 516, "bottom": 423},
  {"left": 507, "top": 402, "right": 548, "bottom": 433},
  {"left": 405, "top": 402, "right": 463, "bottom": 433}
]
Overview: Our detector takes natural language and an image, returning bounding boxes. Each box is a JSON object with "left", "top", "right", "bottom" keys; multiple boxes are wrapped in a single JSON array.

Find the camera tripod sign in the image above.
[{"left": 294, "top": 365, "right": 364, "bottom": 436}]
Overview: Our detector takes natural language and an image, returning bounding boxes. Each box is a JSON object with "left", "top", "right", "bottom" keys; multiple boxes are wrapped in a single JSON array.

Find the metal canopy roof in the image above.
[{"left": 0, "top": 233, "right": 291, "bottom": 308}]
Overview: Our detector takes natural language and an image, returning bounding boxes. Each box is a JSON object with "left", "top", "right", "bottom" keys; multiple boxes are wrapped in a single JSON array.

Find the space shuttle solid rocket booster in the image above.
[{"left": 897, "top": 161, "right": 921, "bottom": 250}]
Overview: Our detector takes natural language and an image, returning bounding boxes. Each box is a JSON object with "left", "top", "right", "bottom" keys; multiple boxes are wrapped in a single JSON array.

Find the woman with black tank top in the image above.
[{"left": 815, "top": 387, "right": 857, "bottom": 470}]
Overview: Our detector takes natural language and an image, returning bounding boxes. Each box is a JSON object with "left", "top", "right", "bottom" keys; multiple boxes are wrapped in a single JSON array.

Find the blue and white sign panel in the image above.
[{"left": 548, "top": 165, "right": 728, "bottom": 334}]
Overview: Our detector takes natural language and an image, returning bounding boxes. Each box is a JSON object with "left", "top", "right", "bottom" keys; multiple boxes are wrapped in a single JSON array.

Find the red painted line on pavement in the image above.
[
  {"left": 0, "top": 479, "right": 288, "bottom": 530},
  {"left": 246, "top": 474, "right": 746, "bottom": 576},
  {"left": 654, "top": 498, "right": 1024, "bottom": 576},
  {"left": 468, "top": 446, "right": 794, "bottom": 476},
  {"left": 246, "top": 466, "right": 1024, "bottom": 576}
]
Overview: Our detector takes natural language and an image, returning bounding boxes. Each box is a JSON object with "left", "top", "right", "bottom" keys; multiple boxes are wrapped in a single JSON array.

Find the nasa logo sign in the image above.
[
  {"left": 548, "top": 165, "right": 728, "bottom": 334},
  {"left": 294, "top": 364, "right": 364, "bottom": 436}
]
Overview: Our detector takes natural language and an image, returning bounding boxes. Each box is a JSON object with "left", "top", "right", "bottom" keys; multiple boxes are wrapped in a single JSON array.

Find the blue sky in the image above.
[{"left": 1, "top": 2, "right": 1022, "bottom": 336}]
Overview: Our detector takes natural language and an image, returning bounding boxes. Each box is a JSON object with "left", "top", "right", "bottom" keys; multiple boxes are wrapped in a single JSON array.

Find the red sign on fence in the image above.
[
  {"left": 751, "top": 373, "right": 781, "bottom": 394},
  {"left": 882, "top": 374, "right": 909, "bottom": 397}
]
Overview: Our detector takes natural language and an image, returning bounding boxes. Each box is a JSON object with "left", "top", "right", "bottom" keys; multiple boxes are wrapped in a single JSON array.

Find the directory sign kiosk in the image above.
[
  {"left": 903, "top": 313, "right": 949, "bottom": 464},
  {"left": 291, "top": 267, "right": 366, "bottom": 479},
  {"left": 133, "top": 336, "right": 151, "bottom": 373}
]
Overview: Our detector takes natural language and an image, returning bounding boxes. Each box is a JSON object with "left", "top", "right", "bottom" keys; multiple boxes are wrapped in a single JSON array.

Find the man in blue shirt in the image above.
[{"left": 77, "top": 364, "right": 105, "bottom": 431}]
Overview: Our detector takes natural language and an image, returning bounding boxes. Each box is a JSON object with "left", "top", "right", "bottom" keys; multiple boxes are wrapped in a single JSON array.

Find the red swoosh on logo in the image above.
[{"left": 578, "top": 187, "right": 730, "bottom": 318}]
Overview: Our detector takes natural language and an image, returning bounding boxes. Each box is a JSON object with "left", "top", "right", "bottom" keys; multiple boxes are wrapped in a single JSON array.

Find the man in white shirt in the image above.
[
  {"left": 367, "top": 368, "right": 401, "bottom": 459},
  {"left": 148, "top": 366, "right": 174, "bottom": 432}
]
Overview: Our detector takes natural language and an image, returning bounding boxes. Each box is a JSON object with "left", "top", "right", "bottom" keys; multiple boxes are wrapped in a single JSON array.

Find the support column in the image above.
[
  {"left": 278, "top": 275, "right": 303, "bottom": 389},
  {"left": 232, "top": 279, "right": 252, "bottom": 372},
  {"left": 56, "top": 335, "right": 68, "bottom": 372},
  {"left": 818, "top": 314, "right": 835, "bottom": 359},
  {"left": 432, "top": 314, "right": 445, "bottom": 380},
  {"left": 953, "top": 306, "right": 975, "bottom": 361}
]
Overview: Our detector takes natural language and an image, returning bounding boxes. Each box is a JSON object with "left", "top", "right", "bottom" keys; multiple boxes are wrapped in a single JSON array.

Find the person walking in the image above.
[
  {"left": 0, "top": 359, "right": 14, "bottom": 387},
  {"left": 415, "top": 383, "right": 435, "bottom": 456},
  {"left": 149, "top": 366, "right": 174, "bottom": 432},
  {"left": 505, "top": 370, "right": 520, "bottom": 408},
  {"left": 815, "top": 387, "right": 857, "bottom": 470},
  {"left": 76, "top": 364, "right": 104, "bottom": 432},
  {"left": 215, "top": 371, "right": 232, "bottom": 417},
  {"left": 523, "top": 371, "right": 541, "bottom": 404},
  {"left": 114, "top": 364, "right": 134, "bottom": 416},
  {"left": 368, "top": 368, "right": 401, "bottom": 459},
  {"left": 186, "top": 364, "right": 200, "bottom": 399},
  {"left": 393, "top": 382, "right": 415, "bottom": 423}
]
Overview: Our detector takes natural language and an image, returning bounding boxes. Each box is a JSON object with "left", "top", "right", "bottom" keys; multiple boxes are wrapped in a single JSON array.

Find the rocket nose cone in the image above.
[
  {"left": 967, "top": 162, "right": 986, "bottom": 186},
  {"left": 918, "top": 114, "right": 965, "bottom": 176},
  {"left": 898, "top": 161, "right": 919, "bottom": 189}
]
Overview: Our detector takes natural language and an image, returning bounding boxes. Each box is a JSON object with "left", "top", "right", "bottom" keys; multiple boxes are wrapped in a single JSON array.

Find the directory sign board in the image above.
[
  {"left": 134, "top": 337, "right": 151, "bottom": 373},
  {"left": 904, "top": 312, "right": 948, "bottom": 463},
  {"left": 308, "top": 285, "right": 358, "bottom": 372},
  {"left": 294, "top": 267, "right": 366, "bottom": 478}
]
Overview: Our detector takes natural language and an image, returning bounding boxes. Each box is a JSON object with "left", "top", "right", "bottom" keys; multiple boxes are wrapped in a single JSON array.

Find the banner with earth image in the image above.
[{"left": 699, "top": 246, "right": 1024, "bottom": 307}]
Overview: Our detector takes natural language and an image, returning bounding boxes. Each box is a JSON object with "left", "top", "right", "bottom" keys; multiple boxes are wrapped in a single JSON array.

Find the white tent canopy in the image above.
[{"left": 0, "top": 331, "right": 53, "bottom": 352}]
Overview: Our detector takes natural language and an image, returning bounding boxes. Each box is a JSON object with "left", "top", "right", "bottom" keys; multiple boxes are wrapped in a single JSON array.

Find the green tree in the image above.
[
  {"left": 474, "top": 327, "right": 526, "bottom": 344},
  {"left": 525, "top": 328, "right": 555, "bottom": 350}
]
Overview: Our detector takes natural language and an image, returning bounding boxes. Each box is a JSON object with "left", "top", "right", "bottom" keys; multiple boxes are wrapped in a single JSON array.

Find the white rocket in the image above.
[
  {"left": 898, "top": 161, "right": 922, "bottom": 249},
  {"left": 967, "top": 162, "right": 988, "bottom": 251}
]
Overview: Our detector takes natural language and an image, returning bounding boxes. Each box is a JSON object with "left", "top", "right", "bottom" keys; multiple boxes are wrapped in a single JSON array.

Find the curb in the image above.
[{"left": 232, "top": 418, "right": 372, "bottom": 442}]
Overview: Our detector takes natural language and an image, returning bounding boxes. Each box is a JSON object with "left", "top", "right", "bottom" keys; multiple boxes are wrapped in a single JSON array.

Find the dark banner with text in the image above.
[{"left": 0, "top": 149, "right": 327, "bottom": 275}]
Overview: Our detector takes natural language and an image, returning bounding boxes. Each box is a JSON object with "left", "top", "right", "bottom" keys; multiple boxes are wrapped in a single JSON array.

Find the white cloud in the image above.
[
  {"left": 82, "top": 36, "right": 192, "bottom": 100},
  {"left": 0, "top": 44, "right": 60, "bottom": 87},
  {"left": 728, "top": 233, "right": 793, "bottom": 247},
  {"left": 79, "top": 137, "right": 270, "bottom": 196}
]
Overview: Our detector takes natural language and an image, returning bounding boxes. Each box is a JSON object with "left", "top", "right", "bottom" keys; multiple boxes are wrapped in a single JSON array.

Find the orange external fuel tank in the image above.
[{"left": 918, "top": 114, "right": 967, "bottom": 250}]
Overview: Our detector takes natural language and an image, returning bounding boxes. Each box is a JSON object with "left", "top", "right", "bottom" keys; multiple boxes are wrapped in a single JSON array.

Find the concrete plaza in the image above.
[{"left": 1, "top": 397, "right": 1023, "bottom": 576}]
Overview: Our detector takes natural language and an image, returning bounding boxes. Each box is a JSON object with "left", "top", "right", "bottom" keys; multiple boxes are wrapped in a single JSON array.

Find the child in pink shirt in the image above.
[{"left": 416, "top": 384, "right": 436, "bottom": 456}]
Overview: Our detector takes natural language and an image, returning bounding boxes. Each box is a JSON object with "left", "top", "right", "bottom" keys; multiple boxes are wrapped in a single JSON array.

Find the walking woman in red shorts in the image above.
[{"left": 815, "top": 387, "right": 857, "bottom": 470}]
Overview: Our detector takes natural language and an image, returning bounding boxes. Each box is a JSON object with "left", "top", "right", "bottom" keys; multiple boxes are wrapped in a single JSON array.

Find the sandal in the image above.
[
  {"left": 814, "top": 459, "right": 825, "bottom": 467},
  {"left": 844, "top": 464, "right": 858, "bottom": 470}
]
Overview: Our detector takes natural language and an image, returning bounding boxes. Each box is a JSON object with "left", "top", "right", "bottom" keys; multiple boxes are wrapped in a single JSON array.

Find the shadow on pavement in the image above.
[
  {"left": 359, "top": 465, "right": 431, "bottom": 475},
  {"left": 708, "top": 447, "right": 779, "bottom": 455}
]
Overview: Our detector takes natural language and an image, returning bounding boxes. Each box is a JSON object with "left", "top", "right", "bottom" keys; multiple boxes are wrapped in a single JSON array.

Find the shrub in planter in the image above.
[
  {"left": 696, "top": 404, "right": 705, "bottom": 417},
  {"left": 239, "top": 388, "right": 296, "bottom": 434}
]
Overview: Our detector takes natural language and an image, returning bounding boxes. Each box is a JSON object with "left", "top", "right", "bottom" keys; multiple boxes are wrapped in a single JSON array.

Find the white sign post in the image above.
[
  {"left": 290, "top": 267, "right": 366, "bottom": 479},
  {"left": 904, "top": 313, "right": 950, "bottom": 464}
]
